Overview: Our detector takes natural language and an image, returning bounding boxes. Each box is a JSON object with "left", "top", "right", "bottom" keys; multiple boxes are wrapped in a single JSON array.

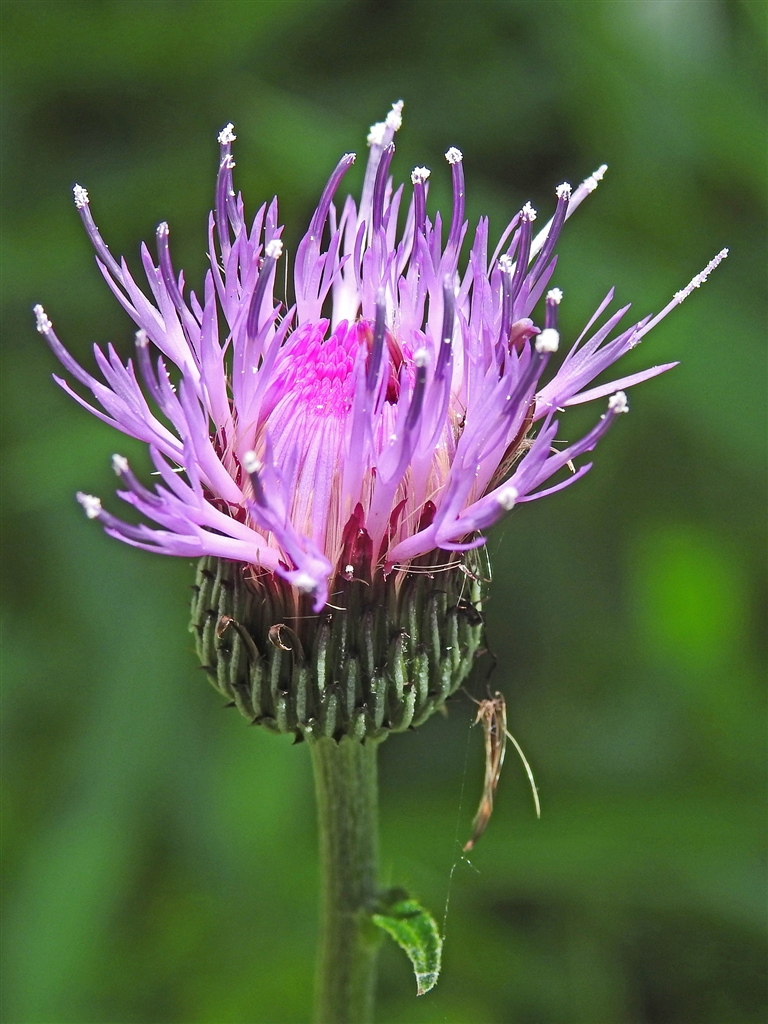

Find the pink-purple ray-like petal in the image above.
[{"left": 37, "top": 108, "right": 726, "bottom": 609}]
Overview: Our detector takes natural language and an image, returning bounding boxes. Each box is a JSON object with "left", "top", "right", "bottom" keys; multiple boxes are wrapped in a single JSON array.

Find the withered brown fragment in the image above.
[
  {"left": 464, "top": 691, "right": 540, "bottom": 852},
  {"left": 268, "top": 622, "right": 304, "bottom": 657}
]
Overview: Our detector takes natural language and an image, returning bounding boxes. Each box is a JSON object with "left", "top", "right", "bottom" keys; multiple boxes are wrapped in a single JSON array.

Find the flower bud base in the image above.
[{"left": 190, "top": 555, "right": 485, "bottom": 742}]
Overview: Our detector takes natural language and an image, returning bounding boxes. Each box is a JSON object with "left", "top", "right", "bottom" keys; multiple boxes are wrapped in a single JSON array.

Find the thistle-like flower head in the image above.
[{"left": 36, "top": 101, "right": 726, "bottom": 613}]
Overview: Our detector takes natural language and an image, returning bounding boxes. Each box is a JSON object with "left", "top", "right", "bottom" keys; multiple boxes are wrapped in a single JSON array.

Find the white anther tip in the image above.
[
  {"left": 535, "top": 328, "right": 560, "bottom": 354},
  {"left": 583, "top": 164, "right": 608, "bottom": 192},
  {"left": 673, "top": 248, "right": 729, "bottom": 303},
  {"left": 546, "top": 288, "right": 564, "bottom": 304},
  {"left": 498, "top": 254, "right": 513, "bottom": 274},
  {"left": 76, "top": 492, "right": 102, "bottom": 519},
  {"left": 497, "top": 485, "right": 518, "bottom": 511},
  {"left": 344, "top": 152, "right": 356, "bottom": 164},
  {"left": 608, "top": 391, "right": 629, "bottom": 414},
  {"left": 135, "top": 329, "right": 149, "bottom": 348},
  {"left": 33, "top": 304, "right": 52, "bottom": 334},
  {"left": 72, "top": 184, "right": 90, "bottom": 208},
  {"left": 156, "top": 221, "right": 169, "bottom": 237},
  {"left": 555, "top": 182, "right": 572, "bottom": 200},
  {"left": 265, "top": 239, "right": 283, "bottom": 260},
  {"left": 367, "top": 122, "right": 386, "bottom": 147},
  {"left": 242, "top": 450, "right": 261, "bottom": 475},
  {"left": 413, "top": 348, "right": 429, "bottom": 368},
  {"left": 521, "top": 201, "right": 537, "bottom": 222},
  {"left": 111, "top": 454, "right": 129, "bottom": 475},
  {"left": 445, "top": 146, "right": 463, "bottom": 165},
  {"left": 411, "top": 166, "right": 431, "bottom": 185},
  {"left": 386, "top": 100, "right": 404, "bottom": 131},
  {"left": 292, "top": 571, "right": 318, "bottom": 593},
  {"left": 217, "top": 123, "right": 236, "bottom": 145}
]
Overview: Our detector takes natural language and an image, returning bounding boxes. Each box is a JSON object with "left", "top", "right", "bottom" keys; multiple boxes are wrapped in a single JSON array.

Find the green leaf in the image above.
[{"left": 372, "top": 889, "right": 443, "bottom": 996}]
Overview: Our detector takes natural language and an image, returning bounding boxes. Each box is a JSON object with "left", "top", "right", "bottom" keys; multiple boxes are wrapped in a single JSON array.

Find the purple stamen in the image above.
[
  {"left": 72, "top": 185, "right": 125, "bottom": 285},
  {"left": 156, "top": 223, "right": 192, "bottom": 323},
  {"left": 214, "top": 154, "right": 235, "bottom": 256},
  {"left": 372, "top": 143, "right": 395, "bottom": 235},
  {"left": 531, "top": 184, "right": 571, "bottom": 282},
  {"left": 498, "top": 256, "right": 513, "bottom": 347},
  {"left": 508, "top": 204, "right": 535, "bottom": 308},
  {"left": 246, "top": 239, "right": 283, "bottom": 338},
  {"left": 411, "top": 166, "right": 430, "bottom": 238},
  {"left": 134, "top": 330, "right": 167, "bottom": 407},
  {"left": 366, "top": 289, "right": 387, "bottom": 393},
  {"left": 217, "top": 124, "right": 241, "bottom": 230},
  {"left": 242, "top": 450, "right": 267, "bottom": 506},
  {"left": 309, "top": 153, "right": 357, "bottom": 242},
  {"left": 445, "top": 148, "right": 465, "bottom": 255},
  {"left": 545, "top": 288, "right": 563, "bottom": 331},
  {"left": 405, "top": 351, "right": 428, "bottom": 431},
  {"left": 502, "top": 345, "right": 549, "bottom": 421},
  {"left": 436, "top": 278, "right": 455, "bottom": 380}
]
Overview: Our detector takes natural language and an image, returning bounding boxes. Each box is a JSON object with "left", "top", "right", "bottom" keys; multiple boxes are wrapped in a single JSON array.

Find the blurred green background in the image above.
[{"left": 1, "top": 1, "right": 766, "bottom": 1022}]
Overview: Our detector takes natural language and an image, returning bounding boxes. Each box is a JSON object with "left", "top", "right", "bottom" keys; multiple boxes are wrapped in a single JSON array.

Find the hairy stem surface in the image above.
[{"left": 311, "top": 736, "right": 381, "bottom": 1024}]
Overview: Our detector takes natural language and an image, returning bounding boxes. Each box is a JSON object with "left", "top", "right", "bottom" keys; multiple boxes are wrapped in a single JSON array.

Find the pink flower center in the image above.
[
  {"left": 249, "top": 318, "right": 411, "bottom": 562},
  {"left": 267, "top": 319, "right": 362, "bottom": 423}
]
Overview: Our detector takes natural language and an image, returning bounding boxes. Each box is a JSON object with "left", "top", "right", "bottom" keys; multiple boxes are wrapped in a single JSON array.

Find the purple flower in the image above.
[{"left": 35, "top": 102, "right": 727, "bottom": 611}]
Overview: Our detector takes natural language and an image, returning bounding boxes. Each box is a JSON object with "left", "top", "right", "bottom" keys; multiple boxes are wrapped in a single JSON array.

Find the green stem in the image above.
[{"left": 310, "top": 736, "right": 381, "bottom": 1024}]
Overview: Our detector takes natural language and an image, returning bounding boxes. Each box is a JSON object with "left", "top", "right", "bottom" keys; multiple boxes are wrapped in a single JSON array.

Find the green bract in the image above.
[{"left": 191, "top": 553, "right": 485, "bottom": 742}]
